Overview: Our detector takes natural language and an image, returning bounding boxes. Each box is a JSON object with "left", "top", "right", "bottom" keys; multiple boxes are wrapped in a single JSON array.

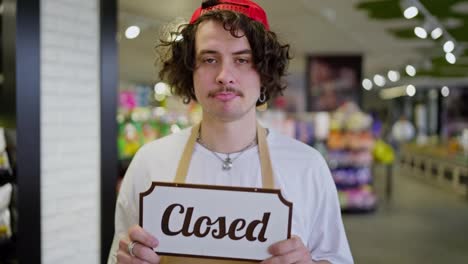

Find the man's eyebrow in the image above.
[
  {"left": 198, "top": 49, "right": 218, "bottom": 56},
  {"left": 197, "top": 49, "right": 252, "bottom": 56},
  {"left": 232, "top": 49, "right": 252, "bottom": 55}
]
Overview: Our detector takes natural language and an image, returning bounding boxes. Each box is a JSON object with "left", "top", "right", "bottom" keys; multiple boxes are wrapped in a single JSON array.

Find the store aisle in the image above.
[{"left": 343, "top": 165, "right": 468, "bottom": 264}]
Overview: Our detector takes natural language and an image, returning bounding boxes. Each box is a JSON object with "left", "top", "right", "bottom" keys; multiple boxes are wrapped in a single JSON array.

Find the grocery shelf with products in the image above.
[
  {"left": 116, "top": 83, "right": 201, "bottom": 188},
  {"left": 0, "top": 127, "right": 16, "bottom": 260},
  {"left": 259, "top": 102, "right": 378, "bottom": 212},
  {"left": 322, "top": 103, "right": 376, "bottom": 212},
  {"left": 117, "top": 83, "right": 201, "bottom": 161}
]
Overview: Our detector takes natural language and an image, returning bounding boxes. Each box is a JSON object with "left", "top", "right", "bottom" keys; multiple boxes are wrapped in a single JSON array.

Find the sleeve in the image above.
[
  {"left": 107, "top": 150, "right": 145, "bottom": 264},
  {"left": 307, "top": 154, "right": 354, "bottom": 264}
]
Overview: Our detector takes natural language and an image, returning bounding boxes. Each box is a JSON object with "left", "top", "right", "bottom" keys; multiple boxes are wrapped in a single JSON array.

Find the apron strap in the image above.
[
  {"left": 174, "top": 123, "right": 201, "bottom": 183},
  {"left": 174, "top": 122, "right": 275, "bottom": 189},
  {"left": 257, "top": 123, "right": 274, "bottom": 189}
]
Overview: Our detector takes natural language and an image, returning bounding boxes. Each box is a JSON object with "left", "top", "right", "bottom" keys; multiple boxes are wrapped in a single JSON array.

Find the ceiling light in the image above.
[
  {"left": 387, "top": 70, "right": 400, "bottom": 82},
  {"left": 406, "top": 85, "right": 416, "bottom": 97},
  {"left": 405, "top": 65, "right": 416, "bottom": 76},
  {"left": 362, "top": 79, "right": 373, "bottom": 90},
  {"left": 125, "top": 25, "right": 140, "bottom": 39},
  {"left": 373, "top": 74, "right": 386, "bottom": 87},
  {"left": 154, "top": 82, "right": 169, "bottom": 95},
  {"left": 430, "top": 27, "right": 443, "bottom": 39},
  {"left": 441, "top": 86, "right": 450, "bottom": 97},
  {"left": 445, "top": 52, "right": 456, "bottom": 64},
  {"left": 414, "top": 26, "right": 427, "bottom": 39},
  {"left": 420, "top": 19, "right": 441, "bottom": 39},
  {"left": 443, "top": 40, "right": 455, "bottom": 53},
  {"left": 403, "top": 6, "right": 419, "bottom": 19}
]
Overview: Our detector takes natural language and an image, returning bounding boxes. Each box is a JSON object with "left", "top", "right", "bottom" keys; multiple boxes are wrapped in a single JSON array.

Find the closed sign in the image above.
[{"left": 140, "top": 182, "right": 292, "bottom": 261}]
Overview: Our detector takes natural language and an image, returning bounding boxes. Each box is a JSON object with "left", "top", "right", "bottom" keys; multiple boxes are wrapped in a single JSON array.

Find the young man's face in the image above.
[{"left": 193, "top": 20, "right": 261, "bottom": 122}]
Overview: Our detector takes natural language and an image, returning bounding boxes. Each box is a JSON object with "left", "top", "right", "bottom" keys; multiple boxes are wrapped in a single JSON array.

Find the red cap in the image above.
[{"left": 189, "top": 0, "right": 270, "bottom": 30}]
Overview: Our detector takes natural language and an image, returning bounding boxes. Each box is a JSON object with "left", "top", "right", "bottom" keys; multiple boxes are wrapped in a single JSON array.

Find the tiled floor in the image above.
[{"left": 343, "top": 165, "right": 468, "bottom": 264}]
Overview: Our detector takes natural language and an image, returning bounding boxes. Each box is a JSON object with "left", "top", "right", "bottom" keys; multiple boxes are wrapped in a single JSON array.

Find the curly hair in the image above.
[{"left": 156, "top": 10, "right": 291, "bottom": 106}]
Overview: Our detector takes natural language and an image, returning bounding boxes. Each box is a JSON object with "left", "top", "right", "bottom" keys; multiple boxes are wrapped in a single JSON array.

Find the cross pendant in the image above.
[{"left": 222, "top": 157, "right": 233, "bottom": 170}]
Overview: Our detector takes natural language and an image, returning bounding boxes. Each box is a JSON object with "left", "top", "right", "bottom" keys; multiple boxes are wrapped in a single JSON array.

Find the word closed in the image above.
[{"left": 161, "top": 203, "right": 271, "bottom": 242}]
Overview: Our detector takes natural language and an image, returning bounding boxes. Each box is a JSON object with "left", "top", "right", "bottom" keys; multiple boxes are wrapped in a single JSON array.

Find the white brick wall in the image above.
[{"left": 40, "top": 0, "right": 100, "bottom": 263}]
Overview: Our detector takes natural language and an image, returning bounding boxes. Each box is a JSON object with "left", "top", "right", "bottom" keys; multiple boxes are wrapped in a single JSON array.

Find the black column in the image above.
[
  {"left": 1, "top": 0, "right": 16, "bottom": 124},
  {"left": 100, "top": 0, "right": 118, "bottom": 262},
  {"left": 15, "top": 0, "right": 41, "bottom": 263}
]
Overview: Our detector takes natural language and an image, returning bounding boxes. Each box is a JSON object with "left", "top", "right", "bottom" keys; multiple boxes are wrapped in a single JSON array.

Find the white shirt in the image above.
[
  {"left": 392, "top": 120, "right": 415, "bottom": 143},
  {"left": 108, "top": 128, "right": 353, "bottom": 264}
]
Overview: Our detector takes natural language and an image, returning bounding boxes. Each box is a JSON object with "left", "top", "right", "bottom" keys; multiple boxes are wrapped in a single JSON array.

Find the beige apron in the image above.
[{"left": 161, "top": 123, "right": 275, "bottom": 264}]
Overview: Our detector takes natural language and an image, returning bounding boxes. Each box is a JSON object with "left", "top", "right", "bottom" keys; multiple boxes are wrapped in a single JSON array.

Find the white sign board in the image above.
[{"left": 140, "top": 182, "right": 292, "bottom": 262}]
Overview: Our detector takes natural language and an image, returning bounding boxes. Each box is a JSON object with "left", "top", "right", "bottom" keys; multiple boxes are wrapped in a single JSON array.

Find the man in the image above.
[
  {"left": 391, "top": 115, "right": 415, "bottom": 150},
  {"left": 109, "top": 0, "right": 353, "bottom": 263}
]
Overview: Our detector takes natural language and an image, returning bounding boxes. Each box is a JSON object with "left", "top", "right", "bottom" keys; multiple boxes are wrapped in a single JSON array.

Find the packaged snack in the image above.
[{"left": 0, "top": 183, "right": 12, "bottom": 240}]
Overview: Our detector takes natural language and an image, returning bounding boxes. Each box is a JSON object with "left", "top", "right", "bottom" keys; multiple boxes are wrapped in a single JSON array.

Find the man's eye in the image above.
[
  {"left": 203, "top": 58, "right": 217, "bottom": 64},
  {"left": 237, "top": 58, "right": 250, "bottom": 64}
]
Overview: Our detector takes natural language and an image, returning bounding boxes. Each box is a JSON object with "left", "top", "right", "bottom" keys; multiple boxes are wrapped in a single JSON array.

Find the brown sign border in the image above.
[{"left": 139, "top": 181, "right": 293, "bottom": 262}]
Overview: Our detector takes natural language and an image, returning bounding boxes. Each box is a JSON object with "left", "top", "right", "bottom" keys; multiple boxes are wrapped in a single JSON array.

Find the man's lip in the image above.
[{"left": 212, "top": 92, "right": 238, "bottom": 101}]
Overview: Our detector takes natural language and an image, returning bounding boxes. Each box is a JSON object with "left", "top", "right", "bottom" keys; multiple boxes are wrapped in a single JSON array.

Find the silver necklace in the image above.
[{"left": 197, "top": 136, "right": 257, "bottom": 171}]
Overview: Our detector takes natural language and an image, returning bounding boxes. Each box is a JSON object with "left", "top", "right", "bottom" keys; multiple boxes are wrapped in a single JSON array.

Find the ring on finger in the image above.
[{"left": 128, "top": 241, "right": 137, "bottom": 257}]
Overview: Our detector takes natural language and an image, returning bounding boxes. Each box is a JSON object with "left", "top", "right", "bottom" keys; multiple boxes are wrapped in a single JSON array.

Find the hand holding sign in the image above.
[
  {"left": 140, "top": 182, "right": 293, "bottom": 261},
  {"left": 261, "top": 236, "right": 315, "bottom": 264},
  {"left": 116, "top": 225, "right": 160, "bottom": 263}
]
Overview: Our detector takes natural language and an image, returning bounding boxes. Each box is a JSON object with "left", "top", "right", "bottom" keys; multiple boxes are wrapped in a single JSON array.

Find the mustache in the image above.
[{"left": 208, "top": 86, "right": 243, "bottom": 97}]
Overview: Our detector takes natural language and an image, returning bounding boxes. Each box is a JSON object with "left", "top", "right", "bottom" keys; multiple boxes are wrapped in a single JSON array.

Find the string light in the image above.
[
  {"left": 443, "top": 40, "right": 455, "bottom": 53},
  {"left": 362, "top": 79, "right": 373, "bottom": 90},
  {"left": 373, "top": 74, "right": 386, "bottom": 87},
  {"left": 388, "top": 70, "right": 401, "bottom": 82},
  {"left": 441, "top": 86, "right": 450, "bottom": 97},
  {"left": 445, "top": 53, "right": 456, "bottom": 64},
  {"left": 406, "top": 85, "right": 416, "bottom": 96},
  {"left": 125, "top": 26, "right": 140, "bottom": 39},
  {"left": 405, "top": 65, "right": 416, "bottom": 76}
]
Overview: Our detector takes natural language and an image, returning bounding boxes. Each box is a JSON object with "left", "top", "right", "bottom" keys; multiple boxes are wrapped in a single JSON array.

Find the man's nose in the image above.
[{"left": 215, "top": 62, "right": 235, "bottom": 85}]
